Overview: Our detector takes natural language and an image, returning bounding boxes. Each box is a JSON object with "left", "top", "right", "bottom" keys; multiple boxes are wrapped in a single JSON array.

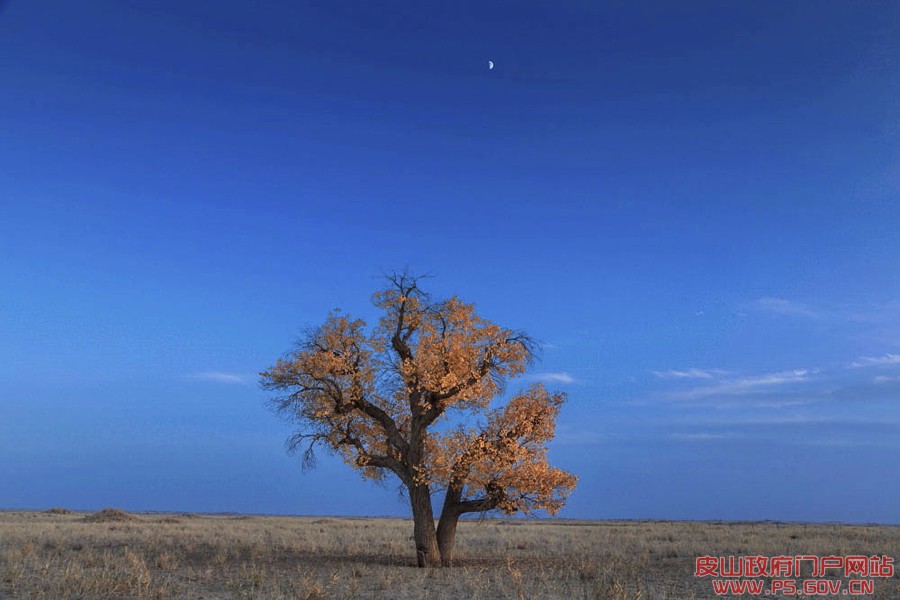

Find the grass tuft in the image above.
[
  {"left": 44, "top": 507, "right": 72, "bottom": 515},
  {"left": 82, "top": 508, "right": 139, "bottom": 523}
]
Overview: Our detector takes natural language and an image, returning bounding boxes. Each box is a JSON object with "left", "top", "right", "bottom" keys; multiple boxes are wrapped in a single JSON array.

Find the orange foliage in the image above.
[
  {"left": 428, "top": 386, "right": 577, "bottom": 515},
  {"left": 261, "top": 273, "right": 576, "bottom": 533}
]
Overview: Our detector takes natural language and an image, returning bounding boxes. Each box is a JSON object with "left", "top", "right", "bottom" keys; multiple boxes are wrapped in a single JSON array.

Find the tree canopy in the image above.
[{"left": 260, "top": 273, "right": 577, "bottom": 567}]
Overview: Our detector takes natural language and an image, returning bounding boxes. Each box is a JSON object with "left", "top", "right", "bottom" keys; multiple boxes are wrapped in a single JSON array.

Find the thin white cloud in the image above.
[
  {"left": 697, "top": 415, "right": 900, "bottom": 427},
  {"left": 554, "top": 426, "right": 606, "bottom": 445},
  {"left": 851, "top": 353, "right": 900, "bottom": 368},
  {"left": 652, "top": 368, "right": 729, "bottom": 380},
  {"left": 705, "top": 397, "right": 820, "bottom": 409},
  {"left": 752, "top": 297, "right": 819, "bottom": 318},
  {"left": 188, "top": 371, "right": 249, "bottom": 385},
  {"left": 874, "top": 375, "right": 900, "bottom": 384},
  {"left": 784, "top": 438, "right": 893, "bottom": 448},
  {"left": 526, "top": 372, "right": 576, "bottom": 385},
  {"left": 693, "top": 415, "right": 840, "bottom": 426},
  {"left": 666, "top": 369, "right": 811, "bottom": 401},
  {"left": 670, "top": 432, "right": 737, "bottom": 441}
]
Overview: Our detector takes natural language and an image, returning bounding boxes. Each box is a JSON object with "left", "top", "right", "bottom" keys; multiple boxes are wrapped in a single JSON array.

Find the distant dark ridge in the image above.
[{"left": 45, "top": 507, "right": 72, "bottom": 515}]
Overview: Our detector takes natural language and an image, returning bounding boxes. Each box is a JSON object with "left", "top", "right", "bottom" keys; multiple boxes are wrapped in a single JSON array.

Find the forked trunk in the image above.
[{"left": 409, "top": 484, "right": 440, "bottom": 567}]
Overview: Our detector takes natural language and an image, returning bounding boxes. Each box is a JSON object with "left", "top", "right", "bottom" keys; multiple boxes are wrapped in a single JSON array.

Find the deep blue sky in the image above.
[{"left": 2, "top": 1, "right": 899, "bottom": 523}]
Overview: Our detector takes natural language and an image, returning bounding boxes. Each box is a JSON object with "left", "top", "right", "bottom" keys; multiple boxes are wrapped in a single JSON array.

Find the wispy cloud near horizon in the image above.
[
  {"left": 664, "top": 369, "right": 812, "bottom": 401},
  {"left": 554, "top": 425, "right": 606, "bottom": 444},
  {"left": 670, "top": 432, "right": 738, "bottom": 442},
  {"left": 851, "top": 353, "right": 900, "bottom": 368},
  {"left": 526, "top": 372, "right": 577, "bottom": 385},
  {"left": 188, "top": 371, "right": 250, "bottom": 385},
  {"left": 751, "top": 296, "right": 820, "bottom": 318},
  {"left": 652, "top": 368, "right": 730, "bottom": 380}
]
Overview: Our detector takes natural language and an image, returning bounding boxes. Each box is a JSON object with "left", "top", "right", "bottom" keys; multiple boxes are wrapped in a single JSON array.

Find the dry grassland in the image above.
[{"left": 1, "top": 509, "right": 898, "bottom": 599}]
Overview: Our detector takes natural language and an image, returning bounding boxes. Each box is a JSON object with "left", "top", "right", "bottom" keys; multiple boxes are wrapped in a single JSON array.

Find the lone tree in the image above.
[{"left": 260, "top": 273, "right": 577, "bottom": 567}]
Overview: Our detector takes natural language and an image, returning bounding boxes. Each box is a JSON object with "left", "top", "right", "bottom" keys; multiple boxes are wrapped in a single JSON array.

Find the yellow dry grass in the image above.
[{"left": 0, "top": 510, "right": 897, "bottom": 599}]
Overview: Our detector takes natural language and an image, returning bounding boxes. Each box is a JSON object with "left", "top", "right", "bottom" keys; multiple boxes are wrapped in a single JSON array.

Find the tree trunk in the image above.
[
  {"left": 436, "top": 510, "right": 460, "bottom": 567},
  {"left": 436, "top": 486, "right": 462, "bottom": 567},
  {"left": 409, "top": 484, "right": 440, "bottom": 567}
]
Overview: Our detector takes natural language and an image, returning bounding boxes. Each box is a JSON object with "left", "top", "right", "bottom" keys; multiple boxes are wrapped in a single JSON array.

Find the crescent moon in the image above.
[{"left": 488, "top": 60, "right": 494, "bottom": 70}]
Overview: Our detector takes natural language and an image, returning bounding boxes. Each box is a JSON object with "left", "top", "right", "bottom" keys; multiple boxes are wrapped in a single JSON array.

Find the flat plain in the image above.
[{"left": 1, "top": 509, "right": 898, "bottom": 599}]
